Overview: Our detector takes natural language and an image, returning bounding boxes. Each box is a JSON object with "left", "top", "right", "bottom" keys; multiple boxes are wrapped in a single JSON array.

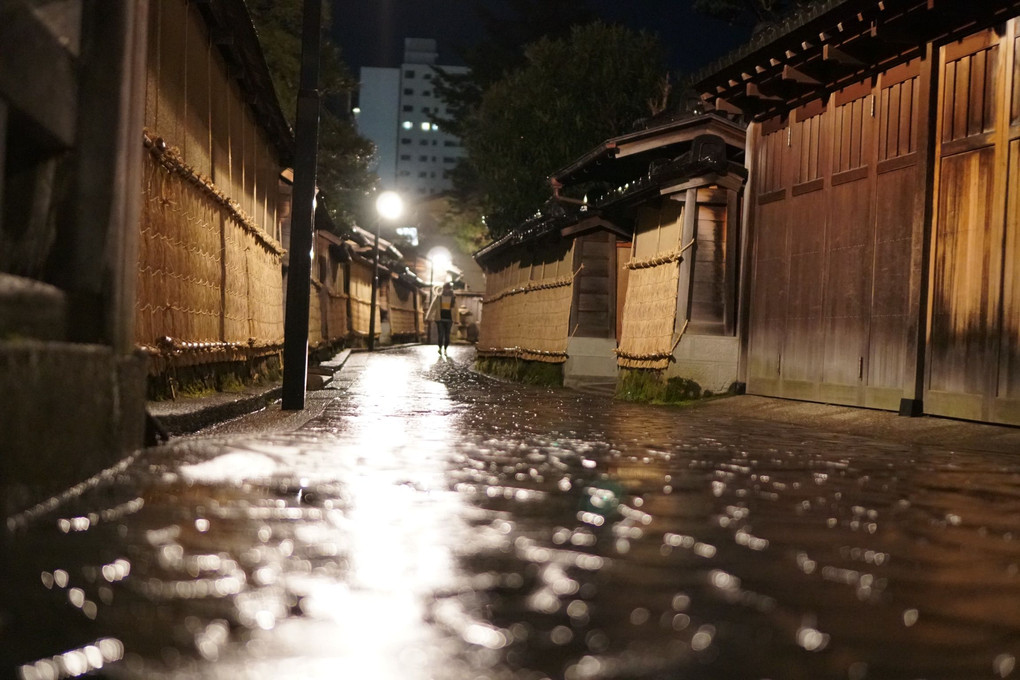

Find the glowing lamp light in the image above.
[
  {"left": 376, "top": 191, "right": 404, "bottom": 221},
  {"left": 427, "top": 246, "right": 451, "bottom": 280}
]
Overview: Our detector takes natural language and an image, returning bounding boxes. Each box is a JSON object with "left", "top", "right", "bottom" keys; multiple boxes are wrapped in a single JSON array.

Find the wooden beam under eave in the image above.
[
  {"left": 714, "top": 97, "right": 744, "bottom": 115},
  {"left": 560, "top": 216, "right": 630, "bottom": 240},
  {"left": 745, "top": 83, "right": 784, "bottom": 102},
  {"left": 782, "top": 65, "right": 821, "bottom": 85},
  {"left": 823, "top": 43, "right": 863, "bottom": 66}
]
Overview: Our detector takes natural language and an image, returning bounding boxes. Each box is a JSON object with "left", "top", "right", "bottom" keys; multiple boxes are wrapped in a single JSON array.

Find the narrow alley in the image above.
[{"left": 5, "top": 346, "right": 1020, "bottom": 680}]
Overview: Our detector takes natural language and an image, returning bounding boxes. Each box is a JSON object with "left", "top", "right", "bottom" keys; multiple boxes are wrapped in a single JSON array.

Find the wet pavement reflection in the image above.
[{"left": 4, "top": 345, "right": 1020, "bottom": 679}]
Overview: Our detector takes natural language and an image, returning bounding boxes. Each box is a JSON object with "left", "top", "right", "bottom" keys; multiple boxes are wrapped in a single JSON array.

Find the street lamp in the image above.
[{"left": 368, "top": 190, "right": 403, "bottom": 351}]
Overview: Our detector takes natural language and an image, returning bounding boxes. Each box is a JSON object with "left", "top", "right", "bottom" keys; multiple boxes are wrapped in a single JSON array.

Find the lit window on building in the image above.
[
  {"left": 420, "top": 122, "right": 431, "bottom": 131},
  {"left": 402, "top": 121, "right": 413, "bottom": 130},
  {"left": 396, "top": 226, "right": 419, "bottom": 246}
]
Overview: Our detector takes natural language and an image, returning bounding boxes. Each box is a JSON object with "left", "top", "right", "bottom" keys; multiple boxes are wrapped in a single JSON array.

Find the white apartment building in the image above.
[{"left": 356, "top": 38, "right": 469, "bottom": 199}]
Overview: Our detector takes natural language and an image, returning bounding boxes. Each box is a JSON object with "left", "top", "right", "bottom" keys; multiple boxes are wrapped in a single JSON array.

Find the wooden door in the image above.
[
  {"left": 745, "top": 73, "right": 916, "bottom": 411},
  {"left": 615, "top": 241, "right": 631, "bottom": 343},
  {"left": 927, "top": 22, "right": 1020, "bottom": 424}
]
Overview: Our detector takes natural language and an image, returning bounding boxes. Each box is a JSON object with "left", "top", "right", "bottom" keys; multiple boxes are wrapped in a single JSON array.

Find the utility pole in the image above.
[{"left": 281, "top": 0, "right": 322, "bottom": 410}]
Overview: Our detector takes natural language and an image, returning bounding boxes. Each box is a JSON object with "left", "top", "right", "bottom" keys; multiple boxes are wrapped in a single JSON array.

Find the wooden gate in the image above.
[
  {"left": 745, "top": 60, "right": 927, "bottom": 410},
  {"left": 927, "top": 21, "right": 1020, "bottom": 424}
]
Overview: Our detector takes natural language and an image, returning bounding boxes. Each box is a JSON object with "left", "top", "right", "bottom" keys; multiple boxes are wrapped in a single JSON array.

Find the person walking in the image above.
[{"left": 426, "top": 281, "right": 456, "bottom": 355}]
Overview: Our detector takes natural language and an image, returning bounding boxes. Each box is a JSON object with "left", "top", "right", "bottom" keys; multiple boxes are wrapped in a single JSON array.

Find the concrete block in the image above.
[
  {"left": 668, "top": 334, "right": 740, "bottom": 393},
  {"left": 0, "top": 340, "right": 146, "bottom": 517},
  {"left": 565, "top": 337, "right": 618, "bottom": 381},
  {"left": 0, "top": 273, "right": 66, "bottom": 341}
]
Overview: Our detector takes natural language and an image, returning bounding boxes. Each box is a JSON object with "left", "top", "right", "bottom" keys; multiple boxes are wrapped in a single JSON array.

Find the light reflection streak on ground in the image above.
[
  {"left": 8, "top": 346, "right": 1020, "bottom": 680},
  {"left": 282, "top": 349, "right": 466, "bottom": 678}
]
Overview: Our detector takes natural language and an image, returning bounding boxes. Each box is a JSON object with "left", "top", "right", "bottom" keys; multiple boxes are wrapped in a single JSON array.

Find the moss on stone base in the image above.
[
  {"left": 616, "top": 369, "right": 742, "bottom": 405},
  {"left": 475, "top": 356, "right": 563, "bottom": 386},
  {"left": 148, "top": 353, "right": 283, "bottom": 401}
]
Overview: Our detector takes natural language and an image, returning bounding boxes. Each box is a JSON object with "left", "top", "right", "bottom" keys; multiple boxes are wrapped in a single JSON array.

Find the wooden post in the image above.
[
  {"left": 56, "top": 1, "right": 149, "bottom": 349},
  {"left": 674, "top": 188, "right": 699, "bottom": 332},
  {"left": 901, "top": 41, "right": 939, "bottom": 417},
  {"left": 282, "top": 0, "right": 321, "bottom": 410}
]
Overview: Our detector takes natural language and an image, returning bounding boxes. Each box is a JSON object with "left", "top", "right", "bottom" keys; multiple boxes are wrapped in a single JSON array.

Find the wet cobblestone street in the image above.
[{"left": 4, "top": 345, "right": 1020, "bottom": 679}]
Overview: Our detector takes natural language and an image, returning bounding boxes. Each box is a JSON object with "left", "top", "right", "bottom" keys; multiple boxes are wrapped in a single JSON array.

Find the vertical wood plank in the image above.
[
  {"left": 943, "top": 60, "right": 957, "bottom": 143},
  {"left": 1012, "top": 32, "right": 1020, "bottom": 126},
  {"left": 725, "top": 190, "right": 740, "bottom": 336},
  {"left": 903, "top": 80, "right": 917, "bottom": 155},
  {"left": 969, "top": 49, "right": 987, "bottom": 138},
  {"left": 984, "top": 46, "right": 998, "bottom": 134},
  {"left": 674, "top": 189, "right": 698, "bottom": 330},
  {"left": 954, "top": 56, "right": 971, "bottom": 142},
  {"left": 880, "top": 85, "right": 893, "bottom": 160}
]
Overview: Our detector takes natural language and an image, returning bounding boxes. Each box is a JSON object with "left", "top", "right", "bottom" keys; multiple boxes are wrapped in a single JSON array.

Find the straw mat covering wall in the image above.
[
  {"left": 136, "top": 136, "right": 284, "bottom": 373},
  {"left": 389, "top": 279, "right": 418, "bottom": 337},
  {"left": 477, "top": 270, "right": 576, "bottom": 363},
  {"left": 322, "top": 287, "right": 349, "bottom": 343},
  {"left": 309, "top": 280, "right": 324, "bottom": 347},
  {"left": 349, "top": 258, "right": 379, "bottom": 337},
  {"left": 616, "top": 249, "right": 684, "bottom": 370}
]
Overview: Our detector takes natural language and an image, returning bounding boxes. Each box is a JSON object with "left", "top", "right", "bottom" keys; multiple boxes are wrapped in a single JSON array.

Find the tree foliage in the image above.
[
  {"left": 460, "top": 23, "right": 669, "bottom": 238},
  {"left": 431, "top": 0, "right": 594, "bottom": 139},
  {"left": 247, "top": 0, "right": 376, "bottom": 232},
  {"left": 692, "top": 0, "right": 828, "bottom": 27}
]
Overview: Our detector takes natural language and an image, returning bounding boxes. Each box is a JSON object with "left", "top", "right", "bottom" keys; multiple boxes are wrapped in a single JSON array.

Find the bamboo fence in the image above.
[
  {"left": 477, "top": 248, "right": 576, "bottom": 363},
  {"left": 309, "top": 280, "right": 324, "bottom": 347},
  {"left": 388, "top": 278, "right": 419, "bottom": 337},
  {"left": 136, "top": 132, "right": 284, "bottom": 372},
  {"left": 322, "top": 286, "right": 350, "bottom": 344},
  {"left": 348, "top": 258, "right": 379, "bottom": 337},
  {"left": 616, "top": 248, "right": 684, "bottom": 370}
]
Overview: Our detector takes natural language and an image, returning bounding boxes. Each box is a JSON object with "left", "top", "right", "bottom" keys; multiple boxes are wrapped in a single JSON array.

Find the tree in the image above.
[
  {"left": 460, "top": 23, "right": 669, "bottom": 238},
  {"left": 247, "top": 0, "right": 376, "bottom": 232},
  {"left": 692, "top": 0, "right": 828, "bottom": 28},
  {"left": 426, "top": 0, "right": 597, "bottom": 250},
  {"left": 431, "top": 0, "right": 595, "bottom": 139}
]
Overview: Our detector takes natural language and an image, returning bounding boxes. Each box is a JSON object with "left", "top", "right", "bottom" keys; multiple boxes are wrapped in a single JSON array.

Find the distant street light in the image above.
[{"left": 368, "top": 191, "right": 404, "bottom": 351}]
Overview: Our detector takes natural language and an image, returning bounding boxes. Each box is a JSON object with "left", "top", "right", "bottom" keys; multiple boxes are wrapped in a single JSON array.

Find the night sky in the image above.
[{"left": 331, "top": 0, "right": 753, "bottom": 76}]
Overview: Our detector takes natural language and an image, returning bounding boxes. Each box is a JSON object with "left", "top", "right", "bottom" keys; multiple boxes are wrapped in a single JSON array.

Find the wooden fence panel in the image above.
[
  {"left": 927, "top": 25, "right": 1014, "bottom": 422},
  {"left": 998, "top": 138, "right": 1020, "bottom": 399},
  {"left": 389, "top": 279, "right": 418, "bottom": 337},
  {"left": 781, "top": 188, "right": 826, "bottom": 385},
  {"left": 349, "top": 259, "right": 377, "bottom": 337},
  {"left": 823, "top": 178, "right": 872, "bottom": 387}
]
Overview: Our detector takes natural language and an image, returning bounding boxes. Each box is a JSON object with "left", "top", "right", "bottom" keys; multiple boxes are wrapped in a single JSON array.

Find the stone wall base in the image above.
[{"left": 1, "top": 341, "right": 147, "bottom": 518}]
